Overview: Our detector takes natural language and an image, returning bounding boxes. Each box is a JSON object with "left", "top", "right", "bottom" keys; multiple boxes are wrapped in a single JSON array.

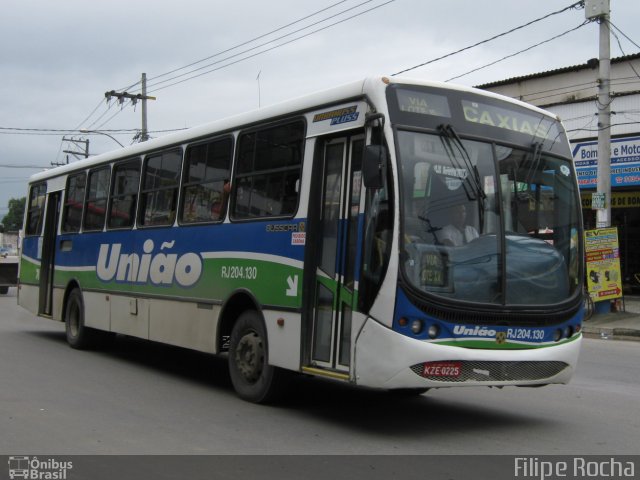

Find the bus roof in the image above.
[{"left": 27, "top": 75, "right": 559, "bottom": 184}]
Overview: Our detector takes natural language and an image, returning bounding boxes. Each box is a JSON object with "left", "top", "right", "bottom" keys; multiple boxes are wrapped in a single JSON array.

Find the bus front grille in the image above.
[{"left": 410, "top": 360, "right": 569, "bottom": 383}]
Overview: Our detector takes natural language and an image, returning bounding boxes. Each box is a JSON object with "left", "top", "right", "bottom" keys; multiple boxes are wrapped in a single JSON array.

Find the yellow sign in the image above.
[{"left": 584, "top": 227, "right": 623, "bottom": 301}]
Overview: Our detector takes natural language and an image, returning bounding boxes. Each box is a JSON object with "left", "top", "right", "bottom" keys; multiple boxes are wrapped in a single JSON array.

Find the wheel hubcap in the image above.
[{"left": 235, "top": 331, "right": 264, "bottom": 383}]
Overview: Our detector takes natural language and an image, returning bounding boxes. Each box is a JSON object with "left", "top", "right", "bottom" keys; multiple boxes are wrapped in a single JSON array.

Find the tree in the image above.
[{"left": 2, "top": 197, "right": 26, "bottom": 232}]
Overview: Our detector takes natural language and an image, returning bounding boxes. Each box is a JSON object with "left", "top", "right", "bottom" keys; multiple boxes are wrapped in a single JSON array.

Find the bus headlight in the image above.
[
  {"left": 553, "top": 329, "right": 563, "bottom": 342},
  {"left": 427, "top": 324, "right": 440, "bottom": 339},
  {"left": 410, "top": 319, "right": 424, "bottom": 334}
]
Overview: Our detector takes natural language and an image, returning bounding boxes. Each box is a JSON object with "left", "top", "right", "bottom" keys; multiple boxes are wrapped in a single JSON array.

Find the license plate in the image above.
[{"left": 422, "top": 361, "right": 462, "bottom": 378}]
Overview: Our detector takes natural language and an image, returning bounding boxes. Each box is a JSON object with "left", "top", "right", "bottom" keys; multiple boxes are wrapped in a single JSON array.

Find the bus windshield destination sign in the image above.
[
  {"left": 393, "top": 87, "right": 561, "bottom": 143},
  {"left": 462, "top": 100, "right": 559, "bottom": 141},
  {"left": 396, "top": 90, "right": 451, "bottom": 117}
]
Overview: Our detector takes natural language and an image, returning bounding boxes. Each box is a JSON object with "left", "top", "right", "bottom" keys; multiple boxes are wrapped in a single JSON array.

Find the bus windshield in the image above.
[{"left": 399, "top": 129, "right": 581, "bottom": 306}]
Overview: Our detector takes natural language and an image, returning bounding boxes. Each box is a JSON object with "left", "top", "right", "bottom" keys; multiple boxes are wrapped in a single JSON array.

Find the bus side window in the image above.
[
  {"left": 232, "top": 120, "right": 304, "bottom": 219},
  {"left": 25, "top": 182, "right": 47, "bottom": 236},
  {"left": 140, "top": 149, "right": 182, "bottom": 227},
  {"left": 83, "top": 167, "right": 110, "bottom": 232},
  {"left": 61, "top": 172, "right": 86, "bottom": 233},
  {"left": 180, "top": 137, "right": 233, "bottom": 224},
  {"left": 108, "top": 159, "right": 141, "bottom": 229}
]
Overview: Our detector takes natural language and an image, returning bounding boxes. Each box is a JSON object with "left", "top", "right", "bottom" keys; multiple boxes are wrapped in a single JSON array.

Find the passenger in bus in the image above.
[
  {"left": 438, "top": 204, "right": 478, "bottom": 246},
  {"left": 211, "top": 180, "right": 231, "bottom": 220}
]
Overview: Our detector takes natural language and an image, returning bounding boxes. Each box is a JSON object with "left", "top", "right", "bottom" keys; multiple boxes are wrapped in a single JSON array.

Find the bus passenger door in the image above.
[
  {"left": 309, "top": 136, "right": 364, "bottom": 373},
  {"left": 39, "top": 191, "right": 61, "bottom": 316}
]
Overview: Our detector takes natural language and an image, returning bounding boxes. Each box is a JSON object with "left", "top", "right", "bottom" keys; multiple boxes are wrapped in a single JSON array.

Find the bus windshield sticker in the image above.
[
  {"left": 292, "top": 232, "right": 305, "bottom": 245},
  {"left": 433, "top": 164, "right": 468, "bottom": 179},
  {"left": 433, "top": 164, "right": 468, "bottom": 191}
]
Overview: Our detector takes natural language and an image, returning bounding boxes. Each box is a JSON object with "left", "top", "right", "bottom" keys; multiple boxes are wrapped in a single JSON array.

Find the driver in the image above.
[{"left": 438, "top": 204, "right": 479, "bottom": 246}]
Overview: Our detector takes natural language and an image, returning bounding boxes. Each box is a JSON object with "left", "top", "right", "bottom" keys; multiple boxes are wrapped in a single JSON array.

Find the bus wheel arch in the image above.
[
  {"left": 220, "top": 291, "right": 290, "bottom": 403},
  {"left": 62, "top": 280, "right": 81, "bottom": 319},
  {"left": 63, "top": 284, "right": 99, "bottom": 349},
  {"left": 218, "top": 290, "right": 261, "bottom": 353}
]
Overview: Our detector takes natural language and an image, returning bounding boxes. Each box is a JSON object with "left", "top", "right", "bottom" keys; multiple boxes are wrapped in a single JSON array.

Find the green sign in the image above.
[{"left": 591, "top": 192, "right": 606, "bottom": 210}]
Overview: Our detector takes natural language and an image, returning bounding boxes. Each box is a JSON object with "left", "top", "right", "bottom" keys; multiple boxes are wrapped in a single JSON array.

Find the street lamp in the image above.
[{"left": 79, "top": 129, "right": 125, "bottom": 147}]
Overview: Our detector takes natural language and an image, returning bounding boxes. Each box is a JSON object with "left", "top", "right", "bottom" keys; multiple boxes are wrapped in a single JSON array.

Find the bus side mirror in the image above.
[{"left": 363, "top": 145, "right": 388, "bottom": 189}]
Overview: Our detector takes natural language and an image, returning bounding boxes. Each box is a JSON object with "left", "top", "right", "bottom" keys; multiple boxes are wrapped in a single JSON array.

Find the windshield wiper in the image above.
[
  {"left": 438, "top": 124, "right": 486, "bottom": 203},
  {"left": 525, "top": 141, "right": 544, "bottom": 185}
]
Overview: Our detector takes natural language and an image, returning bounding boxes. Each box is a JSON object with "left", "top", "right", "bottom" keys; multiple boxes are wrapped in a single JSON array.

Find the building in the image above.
[{"left": 478, "top": 53, "right": 640, "bottom": 291}]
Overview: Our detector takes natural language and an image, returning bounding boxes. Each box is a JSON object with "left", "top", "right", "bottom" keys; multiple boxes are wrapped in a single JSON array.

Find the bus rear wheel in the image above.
[
  {"left": 65, "top": 288, "right": 99, "bottom": 349},
  {"left": 228, "top": 310, "right": 289, "bottom": 403}
]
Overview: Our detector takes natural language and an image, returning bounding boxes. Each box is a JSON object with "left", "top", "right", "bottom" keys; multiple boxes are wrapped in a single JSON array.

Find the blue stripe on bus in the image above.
[{"left": 24, "top": 219, "right": 307, "bottom": 268}]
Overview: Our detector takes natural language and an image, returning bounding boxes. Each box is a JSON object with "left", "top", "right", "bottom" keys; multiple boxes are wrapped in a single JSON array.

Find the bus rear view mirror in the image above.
[{"left": 363, "top": 145, "right": 388, "bottom": 189}]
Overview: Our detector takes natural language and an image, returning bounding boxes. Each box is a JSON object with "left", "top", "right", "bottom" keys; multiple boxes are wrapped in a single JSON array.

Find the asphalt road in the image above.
[{"left": 1, "top": 287, "right": 639, "bottom": 456}]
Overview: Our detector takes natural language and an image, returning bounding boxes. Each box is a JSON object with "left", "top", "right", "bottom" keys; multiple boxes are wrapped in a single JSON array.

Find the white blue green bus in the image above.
[{"left": 18, "top": 76, "right": 584, "bottom": 402}]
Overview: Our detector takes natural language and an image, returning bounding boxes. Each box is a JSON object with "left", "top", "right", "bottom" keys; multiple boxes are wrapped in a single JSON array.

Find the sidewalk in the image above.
[{"left": 582, "top": 295, "right": 640, "bottom": 341}]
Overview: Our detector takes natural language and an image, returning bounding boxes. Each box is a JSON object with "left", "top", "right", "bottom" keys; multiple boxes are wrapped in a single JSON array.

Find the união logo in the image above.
[
  {"left": 453, "top": 325, "right": 497, "bottom": 338},
  {"left": 97, "top": 239, "right": 203, "bottom": 287}
]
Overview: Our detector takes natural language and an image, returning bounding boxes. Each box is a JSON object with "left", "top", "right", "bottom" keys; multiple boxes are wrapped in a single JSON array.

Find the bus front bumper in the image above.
[{"left": 353, "top": 317, "right": 581, "bottom": 390}]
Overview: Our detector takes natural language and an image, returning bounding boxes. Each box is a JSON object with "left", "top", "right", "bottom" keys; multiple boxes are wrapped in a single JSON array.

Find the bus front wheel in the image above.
[
  {"left": 65, "top": 288, "right": 99, "bottom": 349},
  {"left": 228, "top": 310, "right": 289, "bottom": 403}
]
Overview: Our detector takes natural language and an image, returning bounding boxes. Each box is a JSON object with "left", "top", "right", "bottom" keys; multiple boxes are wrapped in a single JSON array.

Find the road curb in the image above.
[{"left": 582, "top": 327, "right": 640, "bottom": 341}]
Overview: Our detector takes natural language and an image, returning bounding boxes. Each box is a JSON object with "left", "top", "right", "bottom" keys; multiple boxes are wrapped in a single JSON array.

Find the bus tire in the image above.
[
  {"left": 0, "top": 286, "right": 8, "bottom": 295},
  {"left": 65, "top": 288, "right": 99, "bottom": 350},
  {"left": 228, "top": 310, "right": 289, "bottom": 403}
]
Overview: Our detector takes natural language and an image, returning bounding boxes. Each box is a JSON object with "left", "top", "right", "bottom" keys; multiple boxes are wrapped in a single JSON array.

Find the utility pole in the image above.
[
  {"left": 105, "top": 72, "right": 156, "bottom": 142},
  {"left": 586, "top": 0, "right": 611, "bottom": 228},
  {"left": 55, "top": 137, "right": 89, "bottom": 166},
  {"left": 141, "top": 73, "right": 149, "bottom": 142}
]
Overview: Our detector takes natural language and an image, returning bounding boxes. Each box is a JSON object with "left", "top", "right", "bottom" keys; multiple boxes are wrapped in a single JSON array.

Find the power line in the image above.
[
  {"left": 609, "top": 21, "right": 640, "bottom": 50},
  {"left": 144, "top": 0, "right": 395, "bottom": 94},
  {"left": 608, "top": 23, "right": 640, "bottom": 82},
  {"left": 115, "top": 78, "right": 143, "bottom": 96},
  {"left": 519, "top": 76, "right": 640, "bottom": 104},
  {"left": 0, "top": 164, "right": 50, "bottom": 169},
  {"left": 84, "top": 101, "right": 121, "bottom": 130},
  {"left": 392, "top": 1, "right": 585, "bottom": 76},
  {"left": 566, "top": 121, "right": 639, "bottom": 133},
  {"left": 518, "top": 83, "right": 596, "bottom": 104},
  {"left": 93, "top": 99, "right": 135, "bottom": 131},
  {"left": 0, "top": 127, "right": 132, "bottom": 136},
  {"left": 446, "top": 21, "right": 591, "bottom": 82},
  {"left": 144, "top": 0, "right": 352, "bottom": 86},
  {"left": 75, "top": 89, "right": 128, "bottom": 134},
  {"left": 71, "top": 1, "right": 392, "bottom": 133},
  {"left": 73, "top": 98, "right": 106, "bottom": 132},
  {"left": 0, "top": 126, "right": 186, "bottom": 137}
]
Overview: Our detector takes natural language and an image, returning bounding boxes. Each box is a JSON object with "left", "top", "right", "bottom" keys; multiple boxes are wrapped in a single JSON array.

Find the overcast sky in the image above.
[{"left": 1, "top": 0, "right": 638, "bottom": 220}]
